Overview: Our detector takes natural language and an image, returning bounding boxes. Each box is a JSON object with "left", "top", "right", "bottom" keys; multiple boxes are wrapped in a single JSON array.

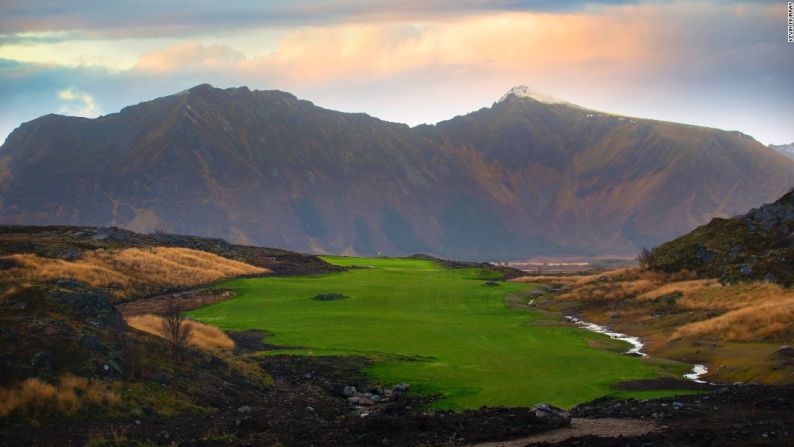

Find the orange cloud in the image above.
[
  {"left": 133, "top": 7, "right": 681, "bottom": 85},
  {"left": 137, "top": 42, "right": 245, "bottom": 73}
]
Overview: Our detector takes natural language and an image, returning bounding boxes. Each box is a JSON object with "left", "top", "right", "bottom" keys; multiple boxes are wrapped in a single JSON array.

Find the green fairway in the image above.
[{"left": 190, "top": 256, "right": 663, "bottom": 409}]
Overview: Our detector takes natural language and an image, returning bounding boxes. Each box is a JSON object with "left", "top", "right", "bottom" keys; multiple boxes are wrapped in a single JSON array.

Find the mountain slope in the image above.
[
  {"left": 423, "top": 90, "right": 794, "bottom": 254},
  {"left": 646, "top": 189, "right": 794, "bottom": 285},
  {"left": 1, "top": 84, "right": 792, "bottom": 259},
  {"left": 770, "top": 142, "right": 794, "bottom": 160}
]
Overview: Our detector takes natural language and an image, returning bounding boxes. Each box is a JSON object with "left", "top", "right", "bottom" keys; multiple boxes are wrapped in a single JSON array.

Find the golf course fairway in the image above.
[{"left": 189, "top": 257, "right": 670, "bottom": 409}]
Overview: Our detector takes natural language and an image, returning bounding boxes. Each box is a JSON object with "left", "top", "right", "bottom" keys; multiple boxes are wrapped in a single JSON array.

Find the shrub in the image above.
[
  {"left": 161, "top": 301, "right": 193, "bottom": 356},
  {"left": 126, "top": 314, "right": 235, "bottom": 351}
]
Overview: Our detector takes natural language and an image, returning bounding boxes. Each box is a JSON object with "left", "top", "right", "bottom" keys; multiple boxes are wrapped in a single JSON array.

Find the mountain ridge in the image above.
[{"left": 1, "top": 84, "right": 792, "bottom": 260}]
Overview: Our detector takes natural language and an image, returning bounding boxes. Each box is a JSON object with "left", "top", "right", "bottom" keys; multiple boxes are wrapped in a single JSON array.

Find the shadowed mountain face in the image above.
[{"left": 1, "top": 84, "right": 792, "bottom": 259}]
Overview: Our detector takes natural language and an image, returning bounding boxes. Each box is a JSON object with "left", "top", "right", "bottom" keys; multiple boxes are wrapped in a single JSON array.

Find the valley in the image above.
[
  {"left": 2, "top": 2, "right": 792, "bottom": 444},
  {"left": 189, "top": 256, "right": 687, "bottom": 410},
  {"left": 1, "top": 223, "right": 793, "bottom": 445}
]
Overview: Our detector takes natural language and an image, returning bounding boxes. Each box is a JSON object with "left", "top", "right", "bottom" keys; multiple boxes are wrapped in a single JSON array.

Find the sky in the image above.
[{"left": 0, "top": 0, "right": 792, "bottom": 145}]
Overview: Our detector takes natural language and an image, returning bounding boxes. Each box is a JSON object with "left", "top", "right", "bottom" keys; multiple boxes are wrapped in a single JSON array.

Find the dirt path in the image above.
[
  {"left": 470, "top": 418, "right": 659, "bottom": 446},
  {"left": 117, "top": 288, "right": 236, "bottom": 316}
]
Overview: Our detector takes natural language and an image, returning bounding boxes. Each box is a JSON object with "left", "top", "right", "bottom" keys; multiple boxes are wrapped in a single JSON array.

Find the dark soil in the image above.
[
  {"left": 554, "top": 384, "right": 794, "bottom": 446},
  {"left": 227, "top": 329, "right": 282, "bottom": 354},
  {"left": 116, "top": 288, "right": 238, "bottom": 317},
  {"left": 312, "top": 293, "right": 349, "bottom": 301},
  {"left": 614, "top": 378, "right": 715, "bottom": 392},
  {"left": 0, "top": 355, "right": 569, "bottom": 447}
]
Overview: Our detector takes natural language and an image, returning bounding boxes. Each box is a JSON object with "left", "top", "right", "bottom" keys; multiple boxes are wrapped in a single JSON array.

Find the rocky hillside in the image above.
[
  {"left": 1, "top": 84, "right": 792, "bottom": 259},
  {"left": 646, "top": 189, "right": 794, "bottom": 285}
]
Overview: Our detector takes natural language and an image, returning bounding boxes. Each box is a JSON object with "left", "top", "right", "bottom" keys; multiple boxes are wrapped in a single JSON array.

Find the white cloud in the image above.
[{"left": 57, "top": 88, "right": 99, "bottom": 117}]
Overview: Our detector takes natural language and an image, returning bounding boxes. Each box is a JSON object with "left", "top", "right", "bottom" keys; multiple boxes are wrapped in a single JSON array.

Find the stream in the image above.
[{"left": 564, "top": 315, "right": 710, "bottom": 383}]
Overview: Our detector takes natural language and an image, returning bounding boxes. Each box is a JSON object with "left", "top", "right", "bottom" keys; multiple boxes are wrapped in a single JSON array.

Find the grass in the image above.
[
  {"left": 0, "top": 375, "right": 121, "bottom": 420},
  {"left": 519, "top": 268, "right": 794, "bottom": 384},
  {"left": 125, "top": 314, "right": 236, "bottom": 351},
  {"left": 0, "top": 247, "right": 268, "bottom": 297},
  {"left": 189, "top": 256, "right": 670, "bottom": 410}
]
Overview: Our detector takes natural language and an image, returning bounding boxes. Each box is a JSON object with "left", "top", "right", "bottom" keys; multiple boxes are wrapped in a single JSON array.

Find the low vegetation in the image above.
[
  {"left": 126, "top": 314, "right": 235, "bottom": 351},
  {"left": 189, "top": 256, "right": 686, "bottom": 410},
  {"left": 645, "top": 189, "right": 794, "bottom": 286},
  {"left": 0, "top": 247, "right": 268, "bottom": 297},
  {"left": 0, "top": 375, "right": 121, "bottom": 420},
  {"left": 518, "top": 267, "right": 794, "bottom": 384}
]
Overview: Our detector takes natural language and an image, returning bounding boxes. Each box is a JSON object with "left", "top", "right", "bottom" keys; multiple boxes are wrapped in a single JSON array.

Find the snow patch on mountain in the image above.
[{"left": 499, "top": 86, "right": 570, "bottom": 105}]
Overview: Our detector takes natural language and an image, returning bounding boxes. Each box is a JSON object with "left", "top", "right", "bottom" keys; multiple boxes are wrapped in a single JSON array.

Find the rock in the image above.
[
  {"left": 371, "top": 395, "right": 381, "bottom": 403},
  {"left": 672, "top": 401, "right": 684, "bottom": 410},
  {"left": 358, "top": 397, "right": 375, "bottom": 406},
  {"left": 343, "top": 386, "right": 357, "bottom": 397},
  {"left": 348, "top": 397, "right": 361, "bottom": 404},
  {"left": 530, "top": 404, "right": 571, "bottom": 428},
  {"left": 393, "top": 383, "right": 410, "bottom": 393},
  {"left": 78, "top": 331, "right": 105, "bottom": 351},
  {"left": 31, "top": 351, "right": 53, "bottom": 375},
  {"left": 238, "top": 405, "right": 252, "bottom": 414}
]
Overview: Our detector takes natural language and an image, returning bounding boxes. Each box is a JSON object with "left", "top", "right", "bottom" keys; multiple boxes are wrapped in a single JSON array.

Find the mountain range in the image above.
[
  {"left": 770, "top": 142, "right": 794, "bottom": 161},
  {"left": 1, "top": 84, "right": 792, "bottom": 259}
]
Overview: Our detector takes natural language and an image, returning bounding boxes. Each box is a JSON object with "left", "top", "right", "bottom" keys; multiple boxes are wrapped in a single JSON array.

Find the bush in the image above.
[
  {"left": 0, "top": 375, "right": 120, "bottom": 420},
  {"left": 126, "top": 314, "right": 235, "bottom": 351},
  {"left": 161, "top": 301, "right": 193, "bottom": 356}
]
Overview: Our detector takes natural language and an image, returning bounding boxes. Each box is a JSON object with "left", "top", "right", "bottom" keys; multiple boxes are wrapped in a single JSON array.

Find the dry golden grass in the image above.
[
  {"left": 0, "top": 253, "right": 132, "bottom": 287},
  {"left": 126, "top": 314, "right": 235, "bottom": 351},
  {"left": 572, "top": 268, "right": 636, "bottom": 286},
  {"left": 524, "top": 264, "right": 793, "bottom": 343},
  {"left": 637, "top": 279, "right": 722, "bottom": 302},
  {"left": 557, "top": 278, "right": 660, "bottom": 302},
  {"left": 672, "top": 283, "right": 794, "bottom": 342},
  {"left": 0, "top": 375, "right": 120, "bottom": 419},
  {"left": 511, "top": 275, "right": 580, "bottom": 286},
  {"left": 0, "top": 247, "right": 268, "bottom": 295}
]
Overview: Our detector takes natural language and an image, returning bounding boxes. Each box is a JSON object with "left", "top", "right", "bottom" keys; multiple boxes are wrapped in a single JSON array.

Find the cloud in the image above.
[
  {"left": 136, "top": 42, "right": 245, "bottom": 73},
  {"left": 57, "top": 88, "right": 99, "bottom": 116},
  {"left": 0, "top": 1, "right": 791, "bottom": 146},
  {"left": 0, "top": 1, "right": 642, "bottom": 38}
]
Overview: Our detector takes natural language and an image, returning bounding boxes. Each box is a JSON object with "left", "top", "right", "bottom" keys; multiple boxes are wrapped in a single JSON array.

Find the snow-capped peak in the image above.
[{"left": 499, "top": 86, "right": 568, "bottom": 105}]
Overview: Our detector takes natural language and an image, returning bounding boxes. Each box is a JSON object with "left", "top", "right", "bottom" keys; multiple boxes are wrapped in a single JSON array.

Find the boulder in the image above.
[
  {"left": 343, "top": 386, "right": 357, "bottom": 397},
  {"left": 530, "top": 403, "right": 571, "bottom": 428}
]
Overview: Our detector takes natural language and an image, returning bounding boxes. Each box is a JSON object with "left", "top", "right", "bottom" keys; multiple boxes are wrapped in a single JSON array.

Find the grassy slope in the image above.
[{"left": 189, "top": 257, "right": 678, "bottom": 409}]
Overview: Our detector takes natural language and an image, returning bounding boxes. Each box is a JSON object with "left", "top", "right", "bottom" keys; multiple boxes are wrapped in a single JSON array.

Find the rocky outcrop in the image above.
[{"left": 646, "top": 190, "right": 794, "bottom": 285}]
